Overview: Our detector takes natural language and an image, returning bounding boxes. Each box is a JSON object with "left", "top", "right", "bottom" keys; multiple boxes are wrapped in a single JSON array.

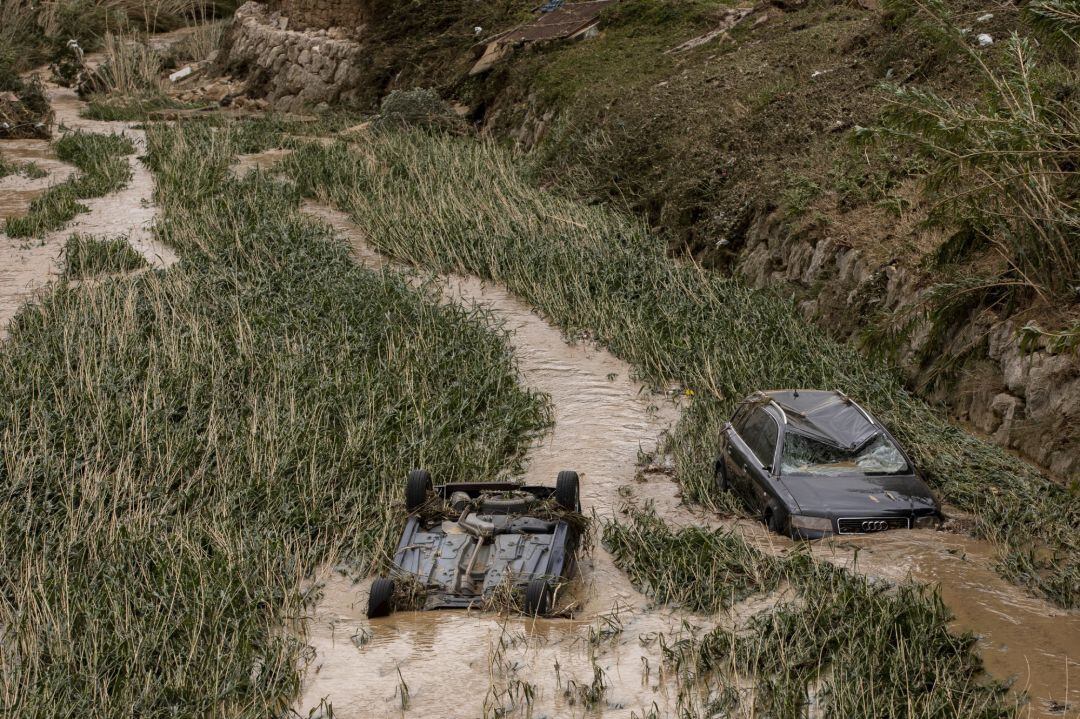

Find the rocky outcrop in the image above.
[
  {"left": 266, "top": 0, "right": 367, "bottom": 35},
  {"left": 738, "top": 209, "right": 1079, "bottom": 479},
  {"left": 219, "top": 2, "right": 367, "bottom": 112}
]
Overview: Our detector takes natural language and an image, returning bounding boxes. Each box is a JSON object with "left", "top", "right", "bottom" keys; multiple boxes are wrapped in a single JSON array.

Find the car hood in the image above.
[{"left": 779, "top": 473, "right": 936, "bottom": 515}]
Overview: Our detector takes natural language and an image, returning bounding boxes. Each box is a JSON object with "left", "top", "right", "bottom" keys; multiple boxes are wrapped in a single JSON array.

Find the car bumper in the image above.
[{"left": 789, "top": 511, "right": 940, "bottom": 539}]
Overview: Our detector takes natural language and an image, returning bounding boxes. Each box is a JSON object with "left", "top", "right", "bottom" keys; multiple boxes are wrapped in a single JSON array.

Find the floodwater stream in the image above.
[
  {"left": 0, "top": 68, "right": 176, "bottom": 338},
  {"left": 295, "top": 201, "right": 1080, "bottom": 719},
  {"left": 1, "top": 88, "right": 1075, "bottom": 715}
]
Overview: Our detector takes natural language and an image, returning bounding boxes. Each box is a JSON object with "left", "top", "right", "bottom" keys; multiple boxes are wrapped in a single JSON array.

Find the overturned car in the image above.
[
  {"left": 367, "top": 469, "right": 583, "bottom": 618},
  {"left": 715, "top": 390, "right": 941, "bottom": 538}
]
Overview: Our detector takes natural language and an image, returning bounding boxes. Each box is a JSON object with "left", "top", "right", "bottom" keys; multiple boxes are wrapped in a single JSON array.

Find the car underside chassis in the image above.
[{"left": 367, "top": 470, "right": 586, "bottom": 618}]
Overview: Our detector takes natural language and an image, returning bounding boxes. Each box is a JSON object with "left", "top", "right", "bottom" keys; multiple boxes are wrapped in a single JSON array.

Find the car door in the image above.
[{"left": 729, "top": 408, "right": 779, "bottom": 512}]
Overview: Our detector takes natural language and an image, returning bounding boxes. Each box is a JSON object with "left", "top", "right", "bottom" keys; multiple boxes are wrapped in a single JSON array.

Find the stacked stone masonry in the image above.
[
  {"left": 224, "top": 2, "right": 367, "bottom": 113},
  {"left": 266, "top": 0, "right": 367, "bottom": 34}
]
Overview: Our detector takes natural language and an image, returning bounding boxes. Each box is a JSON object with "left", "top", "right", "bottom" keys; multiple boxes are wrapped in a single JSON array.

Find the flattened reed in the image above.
[
  {"left": 0, "top": 121, "right": 549, "bottom": 716},
  {"left": 280, "top": 132, "right": 1077, "bottom": 608}
]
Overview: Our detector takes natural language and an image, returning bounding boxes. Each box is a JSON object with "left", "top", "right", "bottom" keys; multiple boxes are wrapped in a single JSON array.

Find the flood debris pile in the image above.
[
  {"left": 277, "top": 131, "right": 1077, "bottom": 608},
  {"left": 606, "top": 510, "right": 1019, "bottom": 718},
  {"left": 4, "top": 131, "right": 135, "bottom": 238},
  {"left": 0, "top": 120, "right": 549, "bottom": 717},
  {"left": 470, "top": 0, "right": 615, "bottom": 75},
  {"left": 0, "top": 76, "right": 52, "bottom": 139},
  {"left": 74, "top": 32, "right": 196, "bottom": 121}
]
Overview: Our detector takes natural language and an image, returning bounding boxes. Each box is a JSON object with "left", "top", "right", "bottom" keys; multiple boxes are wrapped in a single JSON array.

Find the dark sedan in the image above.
[{"left": 714, "top": 390, "right": 941, "bottom": 538}]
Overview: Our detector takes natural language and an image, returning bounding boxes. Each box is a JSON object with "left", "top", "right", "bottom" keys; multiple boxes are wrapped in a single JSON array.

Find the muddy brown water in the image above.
[
  {"left": 295, "top": 202, "right": 1079, "bottom": 719},
  {"left": 0, "top": 83, "right": 177, "bottom": 337}
]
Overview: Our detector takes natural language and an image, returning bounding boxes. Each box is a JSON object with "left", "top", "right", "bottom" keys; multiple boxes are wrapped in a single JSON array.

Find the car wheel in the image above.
[
  {"left": 764, "top": 504, "right": 788, "bottom": 536},
  {"left": 714, "top": 459, "right": 729, "bottom": 492},
  {"left": 405, "top": 469, "right": 432, "bottom": 513},
  {"left": 481, "top": 491, "right": 534, "bottom": 514},
  {"left": 523, "top": 578, "right": 552, "bottom": 616},
  {"left": 367, "top": 577, "right": 395, "bottom": 618},
  {"left": 555, "top": 470, "right": 580, "bottom": 511}
]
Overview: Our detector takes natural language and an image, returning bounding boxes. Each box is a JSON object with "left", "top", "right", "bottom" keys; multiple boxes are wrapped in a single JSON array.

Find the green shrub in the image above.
[{"left": 375, "top": 88, "right": 465, "bottom": 133}]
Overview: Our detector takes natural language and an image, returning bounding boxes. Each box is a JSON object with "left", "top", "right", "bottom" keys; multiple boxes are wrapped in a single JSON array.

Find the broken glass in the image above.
[{"left": 780, "top": 432, "right": 908, "bottom": 476}]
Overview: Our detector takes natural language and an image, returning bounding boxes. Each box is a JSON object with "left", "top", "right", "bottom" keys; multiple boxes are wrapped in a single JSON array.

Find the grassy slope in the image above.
[
  {"left": 279, "top": 131, "right": 1077, "bottom": 608},
  {"left": 369, "top": 0, "right": 1077, "bottom": 472},
  {"left": 0, "top": 120, "right": 549, "bottom": 715}
]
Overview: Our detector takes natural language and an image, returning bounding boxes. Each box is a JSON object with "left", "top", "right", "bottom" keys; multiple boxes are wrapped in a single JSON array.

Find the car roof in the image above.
[{"left": 751, "top": 389, "right": 881, "bottom": 450}]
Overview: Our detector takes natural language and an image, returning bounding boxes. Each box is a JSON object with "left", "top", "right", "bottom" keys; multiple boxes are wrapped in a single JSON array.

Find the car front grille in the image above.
[{"left": 837, "top": 516, "right": 910, "bottom": 534}]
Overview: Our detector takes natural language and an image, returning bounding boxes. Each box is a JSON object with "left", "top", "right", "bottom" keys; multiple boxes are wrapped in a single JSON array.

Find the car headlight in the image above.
[
  {"left": 913, "top": 515, "right": 940, "bottom": 529},
  {"left": 789, "top": 515, "right": 834, "bottom": 532}
]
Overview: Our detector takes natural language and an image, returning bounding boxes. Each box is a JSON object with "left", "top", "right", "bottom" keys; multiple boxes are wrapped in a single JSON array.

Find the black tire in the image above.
[
  {"left": 555, "top": 470, "right": 580, "bottom": 511},
  {"left": 367, "top": 577, "right": 395, "bottom": 618},
  {"left": 764, "top": 504, "right": 788, "bottom": 536},
  {"left": 523, "top": 578, "right": 552, "bottom": 616},
  {"left": 714, "top": 459, "right": 729, "bottom": 492},
  {"left": 405, "top": 469, "right": 432, "bottom": 513}
]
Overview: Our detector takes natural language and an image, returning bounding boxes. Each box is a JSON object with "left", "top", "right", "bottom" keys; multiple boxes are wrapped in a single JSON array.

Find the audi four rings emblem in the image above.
[{"left": 862, "top": 520, "right": 889, "bottom": 532}]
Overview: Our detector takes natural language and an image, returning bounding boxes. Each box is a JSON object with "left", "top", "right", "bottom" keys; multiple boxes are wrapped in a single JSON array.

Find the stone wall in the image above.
[
  {"left": 266, "top": 0, "right": 367, "bottom": 34},
  {"left": 737, "top": 209, "right": 1079, "bottom": 479},
  {"left": 220, "top": 2, "right": 367, "bottom": 112}
]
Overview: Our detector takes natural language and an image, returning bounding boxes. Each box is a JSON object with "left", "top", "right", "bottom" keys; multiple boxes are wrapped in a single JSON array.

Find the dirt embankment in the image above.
[{"left": 466, "top": 0, "right": 1079, "bottom": 479}]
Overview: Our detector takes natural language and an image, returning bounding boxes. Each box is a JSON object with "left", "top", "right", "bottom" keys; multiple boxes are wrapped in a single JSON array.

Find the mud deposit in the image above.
[
  {"left": 0, "top": 79, "right": 177, "bottom": 337},
  {"left": 0, "top": 140, "right": 75, "bottom": 220},
  {"left": 294, "top": 202, "right": 1079, "bottom": 719}
]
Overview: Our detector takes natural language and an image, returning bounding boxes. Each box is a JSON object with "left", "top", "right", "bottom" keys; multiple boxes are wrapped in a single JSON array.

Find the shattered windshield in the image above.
[{"left": 780, "top": 432, "right": 909, "bottom": 476}]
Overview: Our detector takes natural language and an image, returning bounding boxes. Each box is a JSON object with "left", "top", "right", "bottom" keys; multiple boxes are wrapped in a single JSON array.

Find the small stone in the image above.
[{"left": 976, "top": 33, "right": 993, "bottom": 46}]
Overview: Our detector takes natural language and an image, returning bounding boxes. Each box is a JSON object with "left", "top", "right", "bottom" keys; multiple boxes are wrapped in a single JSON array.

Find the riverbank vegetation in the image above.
[
  {"left": 0, "top": 0, "right": 233, "bottom": 84},
  {"left": 0, "top": 120, "right": 549, "bottom": 716},
  {"left": 4, "top": 130, "right": 135, "bottom": 237},
  {"left": 61, "top": 233, "right": 148, "bottom": 278},
  {"left": 278, "top": 130, "right": 1077, "bottom": 608},
  {"left": 605, "top": 506, "right": 1017, "bottom": 718}
]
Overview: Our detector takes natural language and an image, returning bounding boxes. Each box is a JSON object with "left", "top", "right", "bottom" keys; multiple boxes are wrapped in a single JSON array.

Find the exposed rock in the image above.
[
  {"left": 737, "top": 208, "right": 1079, "bottom": 480},
  {"left": 266, "top": 0, "right": 367, "bottom": 35},
  {"left": 217, "top": 1, "right": 366, "bottom": 112}
]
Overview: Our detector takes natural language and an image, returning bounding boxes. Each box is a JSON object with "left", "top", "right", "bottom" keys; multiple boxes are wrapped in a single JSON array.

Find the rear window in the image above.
[{"left": 780, "top": 433, "right": 909, "bottom": 476}]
